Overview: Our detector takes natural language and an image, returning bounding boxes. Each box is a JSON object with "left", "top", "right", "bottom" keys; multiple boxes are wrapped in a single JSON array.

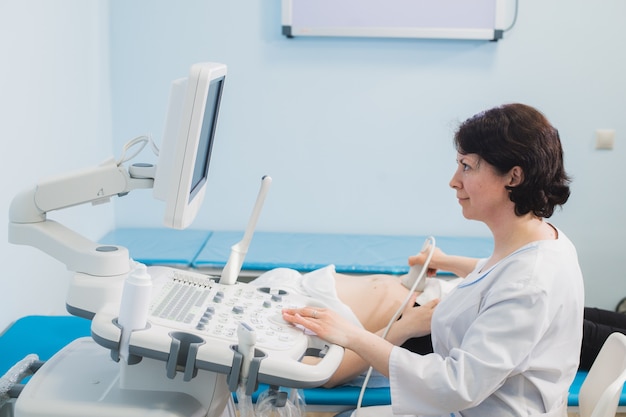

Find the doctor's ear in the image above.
[{"left": 507, "top": 166, "right": 524, "bottom": 187}]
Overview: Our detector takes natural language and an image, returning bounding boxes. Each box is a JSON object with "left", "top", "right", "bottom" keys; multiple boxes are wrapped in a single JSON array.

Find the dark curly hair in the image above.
[{"left": 453, "top": 103, "right": 571, "bottom": 218}]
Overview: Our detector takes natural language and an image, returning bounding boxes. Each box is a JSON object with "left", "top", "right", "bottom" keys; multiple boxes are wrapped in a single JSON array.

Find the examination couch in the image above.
[{"left": 1, "top": 228, "right": 622, "bottom": 413}]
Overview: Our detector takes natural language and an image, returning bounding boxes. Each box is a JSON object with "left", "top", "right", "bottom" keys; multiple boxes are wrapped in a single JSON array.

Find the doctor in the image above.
[{"left": 283, "top": 103, "right": 584, "bottom": 417}]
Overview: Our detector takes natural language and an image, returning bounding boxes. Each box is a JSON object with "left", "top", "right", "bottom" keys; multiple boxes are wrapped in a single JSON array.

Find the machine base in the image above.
[{"left": 13, "top": 338, "right": 234, "bottom": 417}]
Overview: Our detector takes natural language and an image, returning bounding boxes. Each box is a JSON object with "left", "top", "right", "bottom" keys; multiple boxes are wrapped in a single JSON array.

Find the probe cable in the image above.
[{"left": 354, "top": 236, "right": 436, "bottom": 416}]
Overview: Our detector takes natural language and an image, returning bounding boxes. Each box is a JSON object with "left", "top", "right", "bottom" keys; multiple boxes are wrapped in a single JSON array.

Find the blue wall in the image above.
[
  {"left": 0, "top": 0, "right": 113, "bottom": 330},
  {"left": 107, "top": 0, "right": 624, "bottom": 309}
]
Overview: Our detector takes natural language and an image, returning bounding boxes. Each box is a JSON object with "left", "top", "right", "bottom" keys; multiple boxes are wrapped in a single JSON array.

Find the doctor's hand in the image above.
[
  {"left": 410, "top": 246, "right": 481, "bottom": 279},
  {"left": 408, "top": 246, "right": 446, "bottom": 277},
  {"left": 388, "top": 295, "right": 439, "bottom": 345},
  {"left": 282, "top": 306, "right": 366, "bottom": 350}
]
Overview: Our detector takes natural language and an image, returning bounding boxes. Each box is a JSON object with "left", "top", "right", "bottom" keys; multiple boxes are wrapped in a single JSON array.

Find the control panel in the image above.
[{"left": 90, "top": 266, "right": 343, "bottom": 392}]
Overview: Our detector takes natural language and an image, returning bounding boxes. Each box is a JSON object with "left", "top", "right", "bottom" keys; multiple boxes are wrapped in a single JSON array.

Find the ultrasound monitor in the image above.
[{"left": 153, "top": 62, "right": 227, "bottom": 229}]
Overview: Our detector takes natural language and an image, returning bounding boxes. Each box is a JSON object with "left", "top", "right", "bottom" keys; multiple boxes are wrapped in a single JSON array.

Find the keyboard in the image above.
[{"left": 149, "top": 267, "right": 308, "bottom": 350}]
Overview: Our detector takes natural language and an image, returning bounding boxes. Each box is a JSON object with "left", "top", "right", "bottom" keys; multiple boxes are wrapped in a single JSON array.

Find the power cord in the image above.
[
  {"left": 115, "top": 134, "right": 159, "bottom": 166},
  {"left": 503, "top": 0, "right": 519, "bottom": 33}
]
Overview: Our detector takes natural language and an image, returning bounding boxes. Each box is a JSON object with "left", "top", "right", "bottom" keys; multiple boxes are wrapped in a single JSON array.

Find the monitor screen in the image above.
[
  {"left": 189, "top": 76, "right": 224, "bottom": 201},
  {"left": 153, "top": 63, "right": 227, "bottom": 229}
]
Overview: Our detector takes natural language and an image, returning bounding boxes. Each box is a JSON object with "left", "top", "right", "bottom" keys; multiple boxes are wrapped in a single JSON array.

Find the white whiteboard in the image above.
[{"left": 282, "top": 0, "right": 508, "bottom": 41}]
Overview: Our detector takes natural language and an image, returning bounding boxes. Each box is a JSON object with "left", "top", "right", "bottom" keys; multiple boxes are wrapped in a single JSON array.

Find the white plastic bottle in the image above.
[{"left": 118, "top": 261, "right": 152, "bottom": 362}]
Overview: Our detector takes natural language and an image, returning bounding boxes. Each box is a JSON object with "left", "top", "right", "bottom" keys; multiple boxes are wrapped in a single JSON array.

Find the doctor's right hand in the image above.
[{"left": 282, "top": 306, "right": 366, "bottom": 349}]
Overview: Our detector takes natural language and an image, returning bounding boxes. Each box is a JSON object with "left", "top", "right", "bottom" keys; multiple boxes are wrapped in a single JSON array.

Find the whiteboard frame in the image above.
[{"left": 282, "top": 0, "right": 510, "bottom": 41}]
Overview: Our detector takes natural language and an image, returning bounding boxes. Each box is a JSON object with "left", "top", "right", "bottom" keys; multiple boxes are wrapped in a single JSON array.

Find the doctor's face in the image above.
[{"left": 449, "top": 153, "right": 513, "bottom": 223}]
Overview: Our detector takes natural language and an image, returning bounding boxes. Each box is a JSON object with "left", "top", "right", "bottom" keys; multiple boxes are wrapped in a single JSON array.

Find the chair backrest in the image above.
[{"left": 579, "top": 332, "right": 626, "bottom": 417}]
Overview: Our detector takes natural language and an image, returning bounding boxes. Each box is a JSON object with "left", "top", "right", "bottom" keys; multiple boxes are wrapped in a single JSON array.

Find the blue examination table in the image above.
[
  {"left": 98, "top": 228, "right": 494, "bottom": 275},
  {"left": 1, "top": 228, "right": 621, "bottom": 411}
]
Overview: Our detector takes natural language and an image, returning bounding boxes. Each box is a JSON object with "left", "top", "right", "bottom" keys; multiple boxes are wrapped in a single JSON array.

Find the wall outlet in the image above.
[{"left": 595, "top": 129, "right": 615, "bottom": 150}]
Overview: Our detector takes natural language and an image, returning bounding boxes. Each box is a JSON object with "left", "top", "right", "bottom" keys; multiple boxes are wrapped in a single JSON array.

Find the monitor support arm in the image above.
[{"left": 8, "top": 158, "right": 155, "bottom": 277}]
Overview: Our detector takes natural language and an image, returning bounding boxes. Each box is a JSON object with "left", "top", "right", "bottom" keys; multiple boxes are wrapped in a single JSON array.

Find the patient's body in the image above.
[
  {"left": 250, "top": 265, "right": 457, "bottom": 387},
  {"left": 251, "top": 265, "right": 453, "bottom": 333},
  {"left": 333, "top": 272, "right": 413, "bottom": 333}
]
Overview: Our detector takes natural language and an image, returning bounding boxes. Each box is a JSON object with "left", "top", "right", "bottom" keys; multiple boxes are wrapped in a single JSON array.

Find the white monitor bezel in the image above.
[{"left": 153, "top": 62, "right": 227, "bottom": 229}]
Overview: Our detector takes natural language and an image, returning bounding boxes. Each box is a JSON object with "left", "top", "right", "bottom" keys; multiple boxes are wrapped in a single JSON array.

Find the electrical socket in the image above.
[{"left": 595, "top": 129, "right": 615, "bottom": 150}]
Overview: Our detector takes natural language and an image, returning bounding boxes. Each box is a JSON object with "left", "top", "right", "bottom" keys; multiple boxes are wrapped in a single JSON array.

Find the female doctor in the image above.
[{"left": 282, "top": 103, "right": 584, "bottom": 417}]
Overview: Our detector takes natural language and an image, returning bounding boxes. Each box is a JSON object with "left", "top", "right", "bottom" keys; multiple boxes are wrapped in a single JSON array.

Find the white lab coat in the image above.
[{"left": 385, "top": 230, "right": 584, "bottom": 417}]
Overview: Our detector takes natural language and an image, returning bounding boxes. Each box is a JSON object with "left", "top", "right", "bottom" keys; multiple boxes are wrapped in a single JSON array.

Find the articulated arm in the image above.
[{"left": 8, "top": 158, "right": 154, "bottom": 277}]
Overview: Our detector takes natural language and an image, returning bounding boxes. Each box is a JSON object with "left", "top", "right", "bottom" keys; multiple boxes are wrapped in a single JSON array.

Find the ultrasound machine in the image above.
[{"left": 7, "top": 63, "right": 343, "bottom": 417}]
